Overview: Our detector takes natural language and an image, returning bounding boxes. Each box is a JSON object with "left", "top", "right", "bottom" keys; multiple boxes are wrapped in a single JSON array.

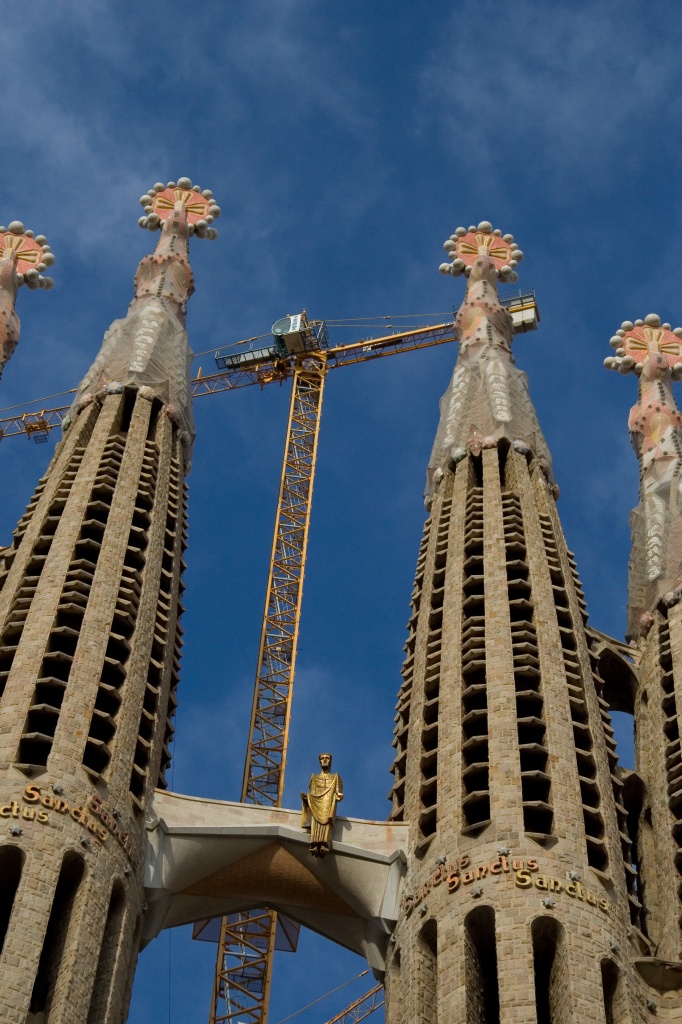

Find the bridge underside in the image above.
[{"left": 143, "top": 790, "right": 408, "bottom": 971}]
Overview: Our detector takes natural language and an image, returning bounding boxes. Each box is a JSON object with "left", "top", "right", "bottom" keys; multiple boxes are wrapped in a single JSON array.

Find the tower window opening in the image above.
[
  {"left": 465, "top": 906, "right": 499, "bottom": 1024},
  {"left": 461, "top": 482, "right": 490, "bottom": 834},
  {"left": 601, "top": 959, "right": 627, "bottom": 1024},
  {"left": 418, "top": 492, "right": 451, "bottom": 843},
  {"left": 0, "top": 845, "right": 24, "bottom": 956},
  {"left": 656, "top": 620, "right": 682, "bottom": 936},
  {"left": 418, "top": 920, "right": 438, "bottom": 1024},
  {"left": 502, "top": 460, "right": 554, "bottom": 840},
  {"left": 0, "top": 455, "right": 88, "bottom": 705},
  {"left": 117, "top": 386, "right": 137, "bottom": 434},
  {"left": 87, "top": 881, "right": 126, "bottom": 1024},
  {"left": 538, "top": 511, "right": 608, "bottom": 871},
  {"left": 532, "top": 916, "right": 568, "bottom": 1024},
  {"left": 30, "top": 851, "right": 85, "bottom": 1018}
]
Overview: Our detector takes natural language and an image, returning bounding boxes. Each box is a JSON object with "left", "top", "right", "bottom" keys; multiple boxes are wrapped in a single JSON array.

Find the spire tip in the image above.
[
  {"left": 439, "top": 223, "right": 523, "bottom": 282},
  {"left": 0, "top": 226, "right": 55, "bottom": 290},
  {"left": 139, "top": 179, "right": 220, "bottom": 240},
  {"left": 604, "top": 317, "right": 682, "bottom": 378}
]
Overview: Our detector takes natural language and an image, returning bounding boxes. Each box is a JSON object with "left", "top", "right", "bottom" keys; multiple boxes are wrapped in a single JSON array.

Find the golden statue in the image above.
[{"left": 301, "top": 753, "right": 343, "bottom": 857}]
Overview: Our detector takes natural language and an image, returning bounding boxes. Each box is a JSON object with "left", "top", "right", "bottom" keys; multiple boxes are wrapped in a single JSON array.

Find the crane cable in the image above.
[
  {"left": 0, "top": 312, "right": 455, "bottom": 416},
  {"left": 271, "top": 971, "right": 371, "bottom": 1024}
]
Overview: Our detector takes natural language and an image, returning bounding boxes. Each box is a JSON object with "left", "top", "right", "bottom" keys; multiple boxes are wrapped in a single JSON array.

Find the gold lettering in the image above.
[
  {"left": 36, "top": 810, "right": 49, "bottom": 824},
  {"left": 566, "top": 883, "right": 577, "bottom": 897},
  {"left": 70, "top": 806, "right": 83, "bottom": 822},
  {"left": 21, "top": 807, "right": 35, "bottom": 820},
  {"left": 98, "top": 828, "right": 108, "bottom": 842},
  {"left": 0, "top": 805, "right": 11, "bottom": 818},
  {"left": 535, "top": 875, "right": 548, "bottom": 891},
  {"left": 548, "top": 879, "right": 563, "bottom": 893},
  {"left": 41, "top": 794, "right": 54, "bottom": 809},
  {"left": 599, "top": 899, "right": 609, "bottom": 913},
  {"left": 586, "top": 890, "right": 597, "bottom": 907},
  {"left": 55, "top": 799, "right": 69, "bottom": 814},
  {"left": 515, "top": 869, "right": 532, "bottom": 889},
  {"left": 23, "top": 785, "right": 40, "bottom": 804}
]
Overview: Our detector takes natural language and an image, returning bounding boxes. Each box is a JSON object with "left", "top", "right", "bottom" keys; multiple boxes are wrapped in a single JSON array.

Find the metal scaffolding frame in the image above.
[
  {"left": 322, "top": 985, "right": 385, "bottom": 1024},
  {"left": 210, "top": 353, "right": 327, "bottom": 1024}
]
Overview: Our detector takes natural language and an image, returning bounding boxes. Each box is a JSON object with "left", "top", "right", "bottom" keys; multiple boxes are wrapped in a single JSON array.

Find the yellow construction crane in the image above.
[
  {"left": 200, "top": 313, "right": 459, "bottom": 1024},
  {"left": 321, "top": 984, "right": 385, "bottom": 1024},
  {"left": 0, "top": 296, "right": 539, "bottom": 1024}
]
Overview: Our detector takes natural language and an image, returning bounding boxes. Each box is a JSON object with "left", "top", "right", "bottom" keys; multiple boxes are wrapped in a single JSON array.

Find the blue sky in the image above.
[{"left": 0, "top": 2, "right": 680, "bottom": 1021}]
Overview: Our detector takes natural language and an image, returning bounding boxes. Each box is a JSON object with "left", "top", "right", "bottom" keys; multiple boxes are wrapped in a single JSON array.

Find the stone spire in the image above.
[
  {"left": 67, "top": 178, "right": 220, "bottom": 466},
  {"left": 0, "top": 181, "right": 218, "bottom": 1023},
  {"left": 604, "top": 314, "right": 682, "bottom": 638},
  {"left": 429, "top": 221, "right": 552, "bottom": 495},
  {"left": 384, "top": 223, "right": 646, "bottom": 1024},
  {"left": 0, "top": 222, "right": 54, "bottom": 380}
]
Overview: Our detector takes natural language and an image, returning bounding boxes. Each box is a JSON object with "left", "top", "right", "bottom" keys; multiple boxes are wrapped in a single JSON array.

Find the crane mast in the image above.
[{"left": 210, "top": 350, "right": 327, "bottom": 1024}]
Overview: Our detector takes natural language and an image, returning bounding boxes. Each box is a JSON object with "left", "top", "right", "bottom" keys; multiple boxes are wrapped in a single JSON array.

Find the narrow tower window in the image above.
[
  {"left": 87, "top": 881, "right": 126, "bottom": 1023},
  {"left": 391, "top": 517, "right": 430, "bottom": 820},
  {"left": 419, "top": 493, "right": 452, "bottom": 842},
  {"left": 531, "top": 916, "right": 568, "bottom": 1024},
  {"left": 502, "top": 452, "right": 553, "bottom": 839},
  {"left": 537, "top": 511, "right": 609, "bottom": 872},
  {"left": 601, "top": 959, "right": 627, "bottom": 1024},
  {"left": 30, "top": 852, "right": 85, "bottom": 1018},
  {"left": 418, "top": 920, "right": 438, "bottom": 1024},
  {"left": 461, "top": 471, "right": 491, "bottom": 834},
  {"left": 0, "top": 845, "right": 23, "bottom": 955},
  {"left": 464, "top": 906, "right": 499, "bottom": 1024}
]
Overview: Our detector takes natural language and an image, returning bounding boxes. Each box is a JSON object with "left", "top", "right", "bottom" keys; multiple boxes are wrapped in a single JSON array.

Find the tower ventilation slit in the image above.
[
  {"left": 502, "top": 481, "right": 554, "bottom": 839},
  {"left": 590, "top": 642, "right": 641, "bottom": 927},
  {"left": 156, "top": 451, "right": 188, "bottom": 790},
  {"left": 537, "top": 513, "right": 611, "bottom": 875},
  {"left": 418, "top": 494, "right": 452, "bottom": 841},
  {"left": 657, "top": 619, "right": 682, "bottom": 934},
  {"left": 130, "top": 442, "right": 186, "bottom": 802},
  {"left": 461, "top": 474, "right": 490, "bottom": 835},
  {"left": 0, "top": 446, "right": 88, "bottom": 706},
  {"left": 390, "top": 516, "right": 431, "bottom": 820},
  {"left": 83, "top": 437, "right": 159, "bottom": 782}
]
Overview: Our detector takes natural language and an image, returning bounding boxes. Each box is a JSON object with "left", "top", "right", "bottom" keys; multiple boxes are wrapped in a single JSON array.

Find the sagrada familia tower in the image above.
[{"left": 1, "top": 192, "right": 682, "bottom": 1023}]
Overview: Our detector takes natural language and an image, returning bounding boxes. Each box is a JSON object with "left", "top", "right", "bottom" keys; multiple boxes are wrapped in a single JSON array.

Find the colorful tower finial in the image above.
[
  {"left": 439, "top": 221, "right": 523, "bottom": 282},
  {"left": 67, "top": 180, "right": 219, "bottom": 467},
  {"left": 604, "top": 314, "right": 682, "bottom": 637},
  {"left": 139, "top": 177, "right": 220, "bottom": 239},
  {"left": 428, "top": 222, "right": 550, "bottom": 497},
  {"left": 0, "top": 221, "right": 55, "bottom": 379}
]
